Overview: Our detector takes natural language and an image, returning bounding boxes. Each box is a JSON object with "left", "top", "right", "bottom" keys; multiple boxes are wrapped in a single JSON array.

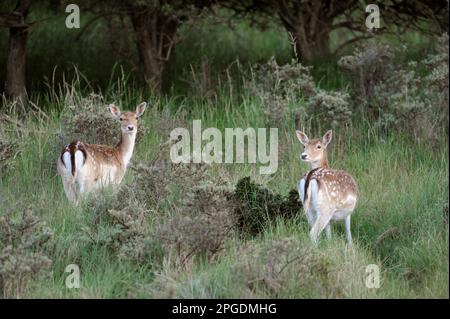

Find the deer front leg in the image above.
[
  {"left": 344, "top": 215, "right": 353, "bottom": 246},
  {"left": 325, "top": 223, "right": 332, "bottom": 240}
]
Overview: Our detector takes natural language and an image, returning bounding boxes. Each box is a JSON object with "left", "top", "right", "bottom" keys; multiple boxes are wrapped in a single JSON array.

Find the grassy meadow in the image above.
[{"left": 0, "top": 10, "right": 448, "bottom": 299}]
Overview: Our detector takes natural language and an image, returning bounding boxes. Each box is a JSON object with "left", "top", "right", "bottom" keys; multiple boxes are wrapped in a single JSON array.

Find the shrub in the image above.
[
  {"left": 236, "top": 238, "right": 331, "bottom": 297},
  {"left": 58, "top": 93, "right": 148, "bottom": 149},
  {"left": 79, "top": 186, "right": 156, "bottom": 264},
  {"left": 0, "top": 209, "right": 53, "bottom": 298},
  {"left": 153, "top": 187, "right": 234, "bottom": 268},
  {"left": 234, "top": 238, "right": 377, "bottom": 298},
  {"left": 0, "top": 115, "right": 23, "bottom": 174},
  {"left": 249, "top": 57, "right": 353, "bottom": 128},
  {"left": 339, "top": 38, "right": 448, "bottom": 137},
  {"left": 152, "top": 108, "right": 189, "bottom": 140},
  {"left": 306, "top": 90, "right": 352, "bottom": 127},
  {"left": 0, "top": 139, "right": 21, "bottom": 174},
  {"left": 80, "top": 142, "right": 233, "bottom": 267},
  {"left": 423, "top": 33, "right": 449, "bottom": 130},
  {"left": 247, "top": 57, "right": 316, "bottom": 127},
  {"left": 232, "top": 177, "right": 302, "bottom": 236},
  {"left": 338, "top": 41, "right": 397, "bottom": 111}
]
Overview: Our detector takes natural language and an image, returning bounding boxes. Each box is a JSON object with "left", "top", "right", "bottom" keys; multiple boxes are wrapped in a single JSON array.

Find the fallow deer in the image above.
[
  {"left": 296, "top": 130, "right": 358, "bottom": 245},
  {"left": 57, "top": 102, "right": 147, "bottom": 203}
]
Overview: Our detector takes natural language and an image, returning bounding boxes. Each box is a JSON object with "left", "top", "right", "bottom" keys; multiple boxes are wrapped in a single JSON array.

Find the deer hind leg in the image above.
[
  {"left": 60, "top": 178, "right": 78, "bottom": 202},
  {"left": 310, "top": 208, "right": 334, "bottom": 244},
  {"left": 58, "top": 156, "right": 78, "bottom": 202}
]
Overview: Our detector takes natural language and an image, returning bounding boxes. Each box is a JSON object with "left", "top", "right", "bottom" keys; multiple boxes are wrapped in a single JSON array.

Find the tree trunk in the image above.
[
  {"left": 2, "top": 0, "right": 32, "bottom": 102},
  {"left": 278, "top": 0, "right": 333, "bottom": 63},
  {"left": 128, "top": 7, "right": 179, "bottom": 92},
  {"left": 294, "top": 30, "right": 330, "bottom": 62},
  {"left": 5, "top": 26, "right": 28, "bottom": 101},
  {"left": 289, "top": 23, "right": 331, "bottom": 63}
]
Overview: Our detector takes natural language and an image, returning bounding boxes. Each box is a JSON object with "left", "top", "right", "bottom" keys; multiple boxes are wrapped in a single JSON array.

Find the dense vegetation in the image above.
[{"left": 0, "top": 2, "right": 448, "bottom": 298}]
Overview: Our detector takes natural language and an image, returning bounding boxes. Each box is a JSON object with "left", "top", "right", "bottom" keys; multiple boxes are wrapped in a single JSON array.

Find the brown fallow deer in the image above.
[
  {"left": 296, "top": 130, "right": 358, "bottom": 245},
  {"left": 57, "top": 102, "right": 147, "bottom": 203}
]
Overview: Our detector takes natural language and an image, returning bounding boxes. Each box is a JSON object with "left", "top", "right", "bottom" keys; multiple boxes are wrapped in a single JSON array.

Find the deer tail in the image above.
[{"left": 60, "top": 141, "right": 87, "bottom": 183}]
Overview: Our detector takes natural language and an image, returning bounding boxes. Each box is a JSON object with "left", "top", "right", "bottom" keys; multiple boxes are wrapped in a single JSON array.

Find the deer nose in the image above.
[
  {"left": 301, "top": 153, "right": 308, "bottom": 160},
  {"left": 127, "top": 125, "right": 134, "bottom": 131}
]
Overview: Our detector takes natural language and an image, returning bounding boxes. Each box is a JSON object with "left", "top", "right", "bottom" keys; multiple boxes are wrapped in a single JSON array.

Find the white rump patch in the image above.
[
  {"left": 74, "top": 150, "right": 85, "bottom": 172},
  {"left": 62, "top": 151, "right": 71, "bottom": 174}
]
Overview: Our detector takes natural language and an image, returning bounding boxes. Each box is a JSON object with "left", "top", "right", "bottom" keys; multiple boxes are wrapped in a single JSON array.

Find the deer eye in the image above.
[
  {"left": 317, "top": 145, "right": 322, "bottom": 149},
  {"left": 119, "top": 118, "right": 123, "bottom": 121}
]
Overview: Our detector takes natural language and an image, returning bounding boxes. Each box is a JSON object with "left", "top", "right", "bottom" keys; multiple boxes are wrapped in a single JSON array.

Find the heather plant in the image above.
[
  {"left": 339, "top": 38, "right": 448, "bottom": 136},
  {"left": 0, "top": 209, "right": 53, "bottom": 298},
  {"left": 58, "top": 92, "right": 148, "bottom": 149},
  {"left": 129, "top": 159, "right": 230, "bottom": 209},
  {"left": 234, "top": 237, "right": 377, "bottom": 298},
  {"left": 151, "top": 108, "right": 189, "bottom": 140},
  {"left": 0, "top": 138, "right": 21, "bottom": 174},
  {"left": 80, "top": 189, "right": 157, "bottom": 265},
  {"left": 423, "top": 33, "right": 449, "bottom": 130},
  {"left": 249, "top": 57, "right": 353, "bottom": 128},
  {"left": 338, "top": 40, "right": 398, "bottom": 112},
  {"left": 306, "top": 90, "right": 352, "bottom": 127},
  {"left": 80, "top": 141, "right": 233, "bottom": 266},
  {"left": 0, "top": 114, "right": 24, "bottom": 174},
  {"left": 247, "top": 57, "right": 316, "bottom": 127},
  {"left": 153, "top": 187, "right": 235, "bottom": 268}
]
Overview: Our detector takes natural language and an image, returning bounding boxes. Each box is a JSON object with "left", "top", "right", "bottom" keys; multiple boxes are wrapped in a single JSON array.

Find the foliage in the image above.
[
  {"left": 232, "top": 177, "right": 302, "bottom": 236},
  {"left": 339, "top": 37, "right": 449, "bottom": 136},
  {"left": 235, "top": 237, "right": 375, "bottom": 298},
  {"left": 59, "top": 93, "right": 148, "bottom": 148},
  {"left": 0, "top": 138, "right": 21, "bottom": 174},
  {"left": 0, "top": 209, "right": 53, "bottom": 298},
  {"left": 248, "top": 57, "right": 354, "bottom": 128},
  {"left": 306, "top": 90, "right": 352, "bottom": 127},
  {"left": 153, "top": 187, "right": 234, "bottom": 267}
]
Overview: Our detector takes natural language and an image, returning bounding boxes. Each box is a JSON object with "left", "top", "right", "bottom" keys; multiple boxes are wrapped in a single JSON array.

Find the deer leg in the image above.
[
  {"left": 344, "top": 215, "right": 353, "bottom": 246},
  {"left": 305, "top": 208, "right": 317, "bottom": 227},
  {"left": 298, "top": 179, "right": 306, "bottom": 203},
  {"left": 325, "top": 223, "right": 332, "bottom": 240},
  {"left": 61, "top": 178, "right": 77, "bottom": 202},
  {"left": 310, "top": 209, "right": 333, "bottom": 244}
]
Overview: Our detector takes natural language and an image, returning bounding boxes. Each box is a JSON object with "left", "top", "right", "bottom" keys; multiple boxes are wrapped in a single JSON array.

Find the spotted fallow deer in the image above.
[
  {"left": 57, "top": 102, "right": 147, "bottom": 203},
  {"left": 296, "top": 130, "right": 358, "bottom": 245}
]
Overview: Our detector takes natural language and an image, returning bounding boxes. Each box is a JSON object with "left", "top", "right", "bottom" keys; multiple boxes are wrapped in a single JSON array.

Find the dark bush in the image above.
[{"left": 231, "top": 177, "right": 302, "bottom": 236}]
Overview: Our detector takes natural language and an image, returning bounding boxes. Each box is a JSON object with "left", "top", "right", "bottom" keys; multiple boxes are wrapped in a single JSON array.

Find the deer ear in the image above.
[
  {"left": 109, "top": 104, "right": 121, "bottom": 119},
  {"left": 296, "top": 130, "right": 309, "bottom": 145},
  {"left": 322, "top": 130, "right": 332, "bottom": 147},
  {"left": 136, "top": 102, "right": 147, "bottom": 117}
]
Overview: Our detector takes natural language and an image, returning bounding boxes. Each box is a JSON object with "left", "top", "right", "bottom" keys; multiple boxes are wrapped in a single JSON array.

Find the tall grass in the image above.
[{"left": 0, "top": 70, "right": 448, "bottom": 298}]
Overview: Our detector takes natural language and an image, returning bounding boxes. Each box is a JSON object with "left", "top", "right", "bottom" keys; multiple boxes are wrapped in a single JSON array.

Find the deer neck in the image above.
[
  {"left": 117, "top": 131, "right": 136, "bottom": 168},
  {"left": 310, "top": 153, "right": 329, "bottom": 170}
]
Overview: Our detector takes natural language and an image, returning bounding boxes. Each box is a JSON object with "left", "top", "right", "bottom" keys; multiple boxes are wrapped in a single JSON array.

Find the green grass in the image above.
[{"left": 0, "top": 78, "right": 448, "bottom": 298}]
